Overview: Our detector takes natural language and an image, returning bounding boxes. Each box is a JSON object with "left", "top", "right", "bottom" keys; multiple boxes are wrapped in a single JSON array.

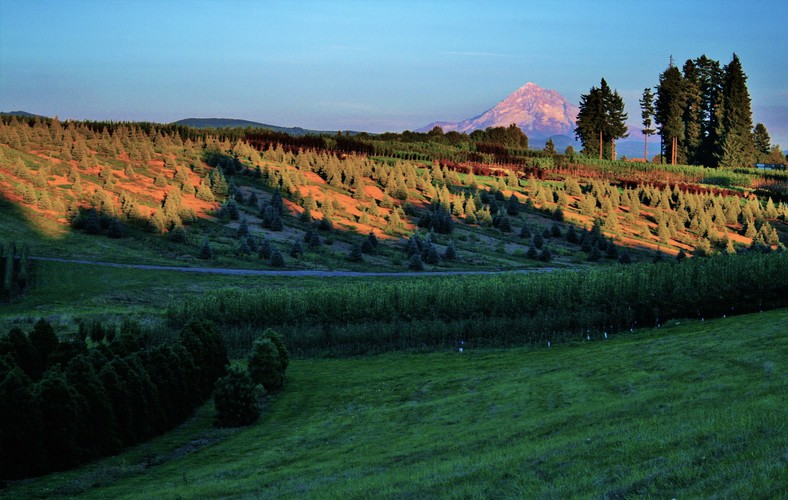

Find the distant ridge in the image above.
[
  {"left": 0, "top": 110, "right": 45, "bottom": 118},
  {"left": 173, "top": 118, "right": 362, "bottom": 136}
]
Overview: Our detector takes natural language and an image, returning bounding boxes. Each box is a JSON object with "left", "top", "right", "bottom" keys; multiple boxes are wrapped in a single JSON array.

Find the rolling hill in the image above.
[{"left": 172, "top": 118, "right": 361, "bottom": 136}]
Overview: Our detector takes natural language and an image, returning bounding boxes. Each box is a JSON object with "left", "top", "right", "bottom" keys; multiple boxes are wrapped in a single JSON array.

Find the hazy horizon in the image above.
[{"left": 1, "top": 0, "right": 786, "bottom": 146}]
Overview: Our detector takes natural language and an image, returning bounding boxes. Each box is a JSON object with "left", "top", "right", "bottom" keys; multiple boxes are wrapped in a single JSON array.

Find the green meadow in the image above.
[{"left": 7, "top": 309, "right": 786, "bottom": 498}]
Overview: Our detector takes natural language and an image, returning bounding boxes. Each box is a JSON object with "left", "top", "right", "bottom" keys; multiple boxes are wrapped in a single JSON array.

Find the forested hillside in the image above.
[{"left": 1, "top": 115, "right": 786, "bottom": 274}]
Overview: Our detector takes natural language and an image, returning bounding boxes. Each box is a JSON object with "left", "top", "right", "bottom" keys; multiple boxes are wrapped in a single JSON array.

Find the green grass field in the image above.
[{"left": 7, "top": 309, "right": 786, "bottom": 498}]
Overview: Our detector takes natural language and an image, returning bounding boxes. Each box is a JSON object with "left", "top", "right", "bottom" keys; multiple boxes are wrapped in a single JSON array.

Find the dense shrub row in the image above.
[
  {"left": 169, "top": 252, "right": 788, "bottom": 356},
  {"left": 0, "top": 320, "right": 227, "bottom": 480}
]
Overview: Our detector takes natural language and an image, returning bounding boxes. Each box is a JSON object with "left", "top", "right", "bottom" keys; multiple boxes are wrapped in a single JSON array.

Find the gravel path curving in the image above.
[{"left": 29, "top": 256, "right": 557, "bottom": 278}]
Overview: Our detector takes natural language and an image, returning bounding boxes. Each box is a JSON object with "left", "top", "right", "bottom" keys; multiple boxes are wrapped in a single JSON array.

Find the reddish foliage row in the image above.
[
  {"left": 437, "top": 159, "right": 546, "bottom": 180},
  {"left": 616, "top": 177, "right": 739, "bottom": 198}
]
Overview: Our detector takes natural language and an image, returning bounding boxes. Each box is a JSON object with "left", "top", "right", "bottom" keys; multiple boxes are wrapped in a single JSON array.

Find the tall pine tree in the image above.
[
  {"left": 694, "top": 55, "right": 725, "bottom": 167},
  {"left": 655, "top": 64, "right": 686, "bottom": 165},
  {"left": 681, "top": 59, "right": 704, "bottom": 165},
  {"left": 575, "top": 78, "right": 628, "bottom": 160},
  {"left": 719, "top": 54, "right": 756, "bottom": 168},
  {"left": 639, "top": 88, "right": 656, "bottom": 161},
  {"left": 752, "top": 123, "right": 771, "bottom": 163}
]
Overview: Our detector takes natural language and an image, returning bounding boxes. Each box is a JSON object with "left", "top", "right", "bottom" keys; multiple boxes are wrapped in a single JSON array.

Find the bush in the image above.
[
  {"left": 444, "top": 241, "right": 457, "bottom": 260},
  {"left": 198, "top": 238, "right": 214, "bottom": 260},
  {"left": 290, "top": 241, "right": 304, "bottom": 258},
  {"left": 498, "top": 216, "right": 512, "bottom": 233},
  {"left": 270, "top": 249, "right": 286, "bottom": 268},
  {"left": 214, "top": 364, "right": 262, "bottom": 428},
  {"left": 348, "top": 242, "right": 364, "bottom": 262},
  {"left": 248, "top": 338, "right": 283, "bottom": 392},
  {"left": 261, "top": 329, "right": 289, "bottom": 372}
]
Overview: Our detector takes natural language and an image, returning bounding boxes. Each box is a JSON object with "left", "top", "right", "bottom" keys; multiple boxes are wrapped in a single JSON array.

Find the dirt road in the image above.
[{"left": 30, "top": 256, "right": 557, "bottom": 278}]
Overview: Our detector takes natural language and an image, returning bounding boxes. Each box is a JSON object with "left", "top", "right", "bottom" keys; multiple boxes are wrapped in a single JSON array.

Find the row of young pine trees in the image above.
[{"left": 0, "top": 317, "right": 289, "bottom": 481}]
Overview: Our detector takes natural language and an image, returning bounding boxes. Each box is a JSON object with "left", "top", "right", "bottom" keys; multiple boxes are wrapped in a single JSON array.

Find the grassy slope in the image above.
[{"left": 8, "top": 309, "right": 787, "bottom": 498}]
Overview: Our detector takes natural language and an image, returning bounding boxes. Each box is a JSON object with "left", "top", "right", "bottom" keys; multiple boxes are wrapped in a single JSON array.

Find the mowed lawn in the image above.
[{"left": 9, "top": 309, "right": 787, "bottom": 498}]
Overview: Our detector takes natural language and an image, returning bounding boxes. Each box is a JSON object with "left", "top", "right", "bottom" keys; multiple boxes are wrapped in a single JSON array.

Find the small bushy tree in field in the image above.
[
  {"left": 444, "top": 241, "right": 457, "bottom": 260},
  {"left": 261, "top": 329, "right": 289, "bottom": 373},
  {"left": 533, "top": 232, "right": 544, "bottom": 249},
  {"left": 198, "top": 237, "right": 214, "bottom": 260},
  {"left": 348, "top": 242, "right": 364, "bottom": 262},
  {"left": 248, "top": 338, "right": 283, "bottom": 392},
  {"left": 409, "top": 253, "right": 424, "bottom": 271},
  {"left": 214, "top": 363, "right": 262, "bottom": 428},
  {"left": 270, "top": 249, "right": 286, "bottom": 267}
]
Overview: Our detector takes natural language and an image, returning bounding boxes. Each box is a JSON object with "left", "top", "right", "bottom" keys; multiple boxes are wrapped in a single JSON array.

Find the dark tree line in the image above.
[
  {"left": 650, "top": 54, "right": 759, "bottom": 168},
  {"left": 0, "top": 320, "right": 228, "bottom": 480},
  {"left": 578, "top": 54, "right": 775, "bottom": 169}
]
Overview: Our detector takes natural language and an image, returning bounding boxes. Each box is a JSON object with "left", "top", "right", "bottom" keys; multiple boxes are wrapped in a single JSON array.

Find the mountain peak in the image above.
[{"left": 417, "top": 83, "right": 578, "bottom": 138}]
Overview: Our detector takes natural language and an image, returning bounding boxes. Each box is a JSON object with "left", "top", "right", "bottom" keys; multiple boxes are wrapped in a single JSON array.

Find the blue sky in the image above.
[{"left": 1, "top": 0, "right": 786, "bottom": 146}]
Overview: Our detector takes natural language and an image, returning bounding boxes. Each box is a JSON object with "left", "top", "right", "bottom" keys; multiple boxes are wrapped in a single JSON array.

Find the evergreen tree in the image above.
[
  {"left": 269, "top": 189, "right": 284, "bottom": 215},
  {"left": 544, "top": 138, "right": 555, "bottom": 155},
  {"left": 35, "top": 370, "right": 86, "bottom": 470},
  {"left": 444, "top": 240, "right": 457, "bottom": 260},
  {"left": 0, "top": 367, "right": 43, "bottom": 479},
  {"left": 247, "top": 338, "right": 284, "bottom": 392},
  {"left": 682, "top": 59, "right": 704, "bottom": 164},
  {"left": 506, "top": 194, "right": 520, "bottom": 216},
  {"left": 655, "top": 64, "right": 686, "bottom": 164},
  {"left": 575, "top": 79, "right": 628, "bottom": 160},
  {"left": 167, "top": 225, "right": 188, "bottom": 244},
  {"left": 269, "top": 213, "right": 284, "bottom": 232},
  {"left": 198, "top": 237, "right": 214, "bottom": 260},
  {"left": 106, "top": 218, "right": 124, "bottom": 239},
  {"left": 258, "top": 239, "right": 272, "bottom": 260},
  {"left": 566, "top": 225, "right": 579, "bottom": 244},
  {"left": 639, "top": 87, "right": 656, "bottom": 161},
  {"left": 498, "top": 216, "right": 512, "bottom": 233},
  {"left": 360, "top": 231, "right": 378, "bottom": 254},
  {"left": 533, "top": 232, "right": 544, "bottom": 249},
  {"left": 694, "top": 55, "right": 725, "bottom": 167},
  {"left": 237, "top": 218, "right": 249, "bottom": 238},
  {"left": 719, "top": 54, "right": 756, "bottom": 168},
  {"left": 270, "top": 249, "right": 285, "bottom": 267},
  {"left": 290, "top": 241, "right": 304, "bottom": 258},
  {"left": 213, "top": 363, "right": 262, "bottom": 428},
  {"left": 753, "top": 123, "right": 771, "bottom": 162},
  {"left": 261, "top": 329, "right": 289, "bottom": 372},
  {"left": 29, "top": 319, "right": 58, "bottom": 373}
]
